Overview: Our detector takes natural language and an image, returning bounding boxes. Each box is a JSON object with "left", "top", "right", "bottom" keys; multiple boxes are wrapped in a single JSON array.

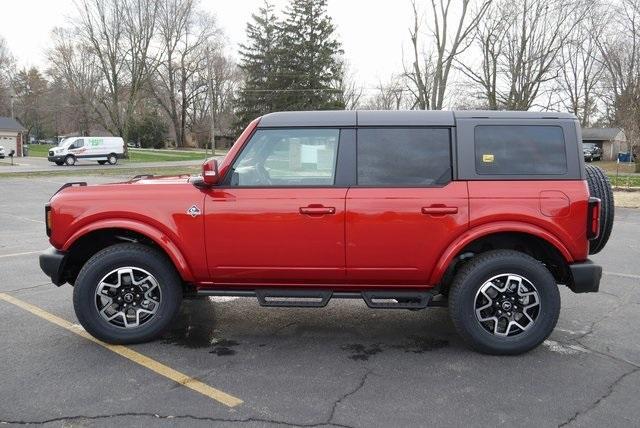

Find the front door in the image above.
[
  {"left": 346, "top": 127, "right": 469, "bottom": 285},
  {"left": 204, "top": 128, "right": 347, "bottom": 284}
]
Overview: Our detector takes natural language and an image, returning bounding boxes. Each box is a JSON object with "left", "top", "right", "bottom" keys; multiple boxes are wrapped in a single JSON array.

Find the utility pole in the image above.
[{"left": 206, "top": 46, "right": 215, "bottom": 158}]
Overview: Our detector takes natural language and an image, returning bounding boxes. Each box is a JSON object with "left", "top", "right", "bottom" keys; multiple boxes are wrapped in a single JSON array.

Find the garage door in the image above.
[{"left": 0, "top": 135, "right": 17, "bottom": 155}]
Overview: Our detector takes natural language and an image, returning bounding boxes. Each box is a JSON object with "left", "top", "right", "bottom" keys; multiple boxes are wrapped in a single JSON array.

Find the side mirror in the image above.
[{"left": 202, "top": 158, "right": 220, "bottom": 186}]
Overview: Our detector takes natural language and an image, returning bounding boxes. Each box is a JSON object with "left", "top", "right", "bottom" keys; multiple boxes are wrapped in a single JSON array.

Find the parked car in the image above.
[
  {"left": 47, "top": 137, "right": 125, "bottom": 166},
  {"left": 40, "top": 110, "right": 614, "bottom": 355},
  {"left": 583, "top": 142, "right": 603, "bottom": 162},
  {"left": 0, "top": 145, "right": 4, "bottom": 159}
]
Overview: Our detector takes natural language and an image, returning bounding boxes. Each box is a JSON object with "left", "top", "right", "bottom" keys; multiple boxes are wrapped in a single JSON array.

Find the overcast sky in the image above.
[{"left": 0, "top": 0, "right": 417, "bottom": 92}]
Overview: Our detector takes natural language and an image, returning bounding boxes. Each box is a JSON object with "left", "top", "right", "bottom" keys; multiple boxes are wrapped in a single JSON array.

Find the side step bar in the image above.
[
  {"left": 194, "top": 289, "right": 444, "bottom": 309},
  {"left": 361, "top": 291, "right": 431, "bottom": 309},
  {"left": 256, "top": 289, "right": 333, "bottom": 308}
]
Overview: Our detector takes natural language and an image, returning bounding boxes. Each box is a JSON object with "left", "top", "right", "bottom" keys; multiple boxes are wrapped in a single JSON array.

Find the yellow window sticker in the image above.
[{"left": 482, "top": 154, "right": 494, "bottom": 163}]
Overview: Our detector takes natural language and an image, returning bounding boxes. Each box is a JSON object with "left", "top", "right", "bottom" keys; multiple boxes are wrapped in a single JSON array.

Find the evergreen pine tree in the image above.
[
  {"left": 275, "top": 0, "right": 345, "bottom": 111},
  {"left": 234, "top": 1, "right": 279, "bottom": 132}
]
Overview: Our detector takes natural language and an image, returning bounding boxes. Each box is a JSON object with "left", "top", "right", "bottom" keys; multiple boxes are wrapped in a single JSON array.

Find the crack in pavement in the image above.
[
  {"left": 2, "top": 371, "right": 373, "bottom": 427},
  {"left": 557, "top": 366, "right": 640, "bottom": 427},
  {"left": 3, "top": 283, "right": 51, "bottom": 293},
  {"left": 0, "top": 412, "right": 345, "bottom": 426},
  {"left": 326, "top": 369, "right": 373, "bottom": 428}
]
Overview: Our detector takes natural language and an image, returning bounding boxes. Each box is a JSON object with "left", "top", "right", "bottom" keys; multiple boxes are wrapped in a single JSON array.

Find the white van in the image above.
[{"left": 48, "top": 137, "right": 125, "bottom": 166}]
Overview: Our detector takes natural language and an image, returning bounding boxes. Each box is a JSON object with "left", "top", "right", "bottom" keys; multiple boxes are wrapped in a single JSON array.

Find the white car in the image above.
[
  {"left": 48, "top": 137, "right": 125, "bottom": 166},
  {"left": 0, "top": 145, "right": 4, "bottom": 159}
]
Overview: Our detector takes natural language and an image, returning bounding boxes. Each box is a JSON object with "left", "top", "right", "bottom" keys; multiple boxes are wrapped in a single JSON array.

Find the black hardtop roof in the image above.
[{"left": 257, "top": 110, "right": 577, "bottom": 128}]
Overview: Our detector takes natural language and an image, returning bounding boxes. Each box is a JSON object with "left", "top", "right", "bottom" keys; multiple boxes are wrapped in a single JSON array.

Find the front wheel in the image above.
[
  {"left": 65, "top": 155, "right": 76, "bottom": 166},
  {"left": 73, "top": 243, "right": 182, "bottom": 344},
  {"left": 448, "top": 250, "right": 560, "bottom": 355}
]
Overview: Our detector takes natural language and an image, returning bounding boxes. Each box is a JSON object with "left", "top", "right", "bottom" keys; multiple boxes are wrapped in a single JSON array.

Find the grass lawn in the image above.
[
  {"left": 593, "top": 160, "right": 638, "bottom": 174},
  {"left": 610, "top": 174, "right": 640, "bottom": 188},
  {"left": 26, "top": 144, "right": 225, "bottom": 163},
  {"left": 27, "top": 144, "right": 55, "bottom": 157}
]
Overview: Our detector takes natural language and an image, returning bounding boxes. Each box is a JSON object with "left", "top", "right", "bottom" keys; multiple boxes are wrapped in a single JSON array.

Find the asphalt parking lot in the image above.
[{"left": 1, "top": 174, "right": 639, "bottom": 427}]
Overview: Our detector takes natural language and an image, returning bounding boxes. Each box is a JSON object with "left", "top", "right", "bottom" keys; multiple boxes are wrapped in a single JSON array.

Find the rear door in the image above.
[
  {"left": 204, "top": 128, "right": 350, "bottom": 284},
  {"left": 346, "top": 127, "right": 469, "bottom": 285}
]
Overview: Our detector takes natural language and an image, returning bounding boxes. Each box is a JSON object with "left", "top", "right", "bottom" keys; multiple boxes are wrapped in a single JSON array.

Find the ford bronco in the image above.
[{"left": 39, "top": 111, "right": 613, "bottom": 355}]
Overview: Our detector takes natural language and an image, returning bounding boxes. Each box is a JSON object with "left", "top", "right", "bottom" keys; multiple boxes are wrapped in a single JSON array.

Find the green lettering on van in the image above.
[{"left": 89, "top": 138, "right": 103, "bottom": 147}]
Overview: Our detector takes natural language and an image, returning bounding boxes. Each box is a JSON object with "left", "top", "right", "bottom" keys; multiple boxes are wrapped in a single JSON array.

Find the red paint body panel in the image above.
[
  {"left": 466, "top": 180, "right": 590, "bottom": 261},
  {"left": 203, "top": 188, "right": 347, "bottom": 283},
  {"left": 345, "top": 182, "right": 469, "bottom": 285},
  {"left": 49, "top": 178, "right": 207, "bottom": 282}
]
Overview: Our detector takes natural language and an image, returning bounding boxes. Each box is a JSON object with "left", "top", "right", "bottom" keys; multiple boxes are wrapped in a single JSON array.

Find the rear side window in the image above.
[
  {"left": 475, "top": 125, "right": 567, "bottom": 175},
  {"left": 357, "top": 128, "right": 451, "bottom": 186}
]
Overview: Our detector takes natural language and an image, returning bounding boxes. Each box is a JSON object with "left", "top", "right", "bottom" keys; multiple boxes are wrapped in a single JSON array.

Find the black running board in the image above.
[
  {"left": 361, "top": 291, "right": 431, "bottom": 309},
  {"left": 194, "top": 289, "right": 442, "bottom": 309},
  {"left": 256, "top": 289, "right": 333, "bottom": 308}
]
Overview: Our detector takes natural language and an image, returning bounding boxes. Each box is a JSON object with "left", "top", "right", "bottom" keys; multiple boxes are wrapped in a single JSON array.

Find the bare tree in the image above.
[
  {"left": 598, "top": 0, "right": 640, "bottom": 169},
  {"left": 363, "top": 76, "right": 410, "bottom": 110},
  {"left": 501, "top": 0, "right": 588, "bottom": 110},
  {"left": 405, "top": 0, "right": 491, "bottom": 110},
  {"left": 0, "top": 36, "right": 15, "bottom": 116},
  {"left": 557, "top": 10, "right": 607, "bottom": 126},
  {"left": 152, "top": 0, "right": 221, "bottom": 146},
  {"left": 189, "top": 44, "right": 241, "bottom": 143},
  {"left": 457, "top": 0, "right": 510, "bottom": 109},
  {"left": 335, "top": 61, "right": 364, "bottom": 110},
  {"left": 76, "top": 0, "right": 158, "bottom": 141},
  {"left": 48, "top": 27, "right": 101, "bottom": 135}
]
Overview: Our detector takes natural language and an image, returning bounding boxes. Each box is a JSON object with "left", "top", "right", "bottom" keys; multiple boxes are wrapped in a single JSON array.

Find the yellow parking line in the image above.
[{"left": 0, "top": 293, "right": 243, "bottom": 408}]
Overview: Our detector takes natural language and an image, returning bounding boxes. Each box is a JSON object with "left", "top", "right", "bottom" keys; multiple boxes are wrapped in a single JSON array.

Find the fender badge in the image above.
[{"left": 187, "top": 205, "right": 201, "bottom": 217}]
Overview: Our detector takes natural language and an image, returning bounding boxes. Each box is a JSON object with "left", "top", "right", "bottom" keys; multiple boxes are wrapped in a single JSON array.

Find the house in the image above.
[
  {"left": 581, "top": 128, "right": 627, "bottom": 161},
  {"left": 0, "top": 117, "right": 26, "bottom": 157}
]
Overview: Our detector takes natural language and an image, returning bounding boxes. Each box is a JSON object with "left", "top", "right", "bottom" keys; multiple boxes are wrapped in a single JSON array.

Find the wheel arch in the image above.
[
  {"left": 431, "top": 222, "right": 573, "bottom": 289},
  {"left": 62, "top": 220, "right": 194, "bottom": 285}
]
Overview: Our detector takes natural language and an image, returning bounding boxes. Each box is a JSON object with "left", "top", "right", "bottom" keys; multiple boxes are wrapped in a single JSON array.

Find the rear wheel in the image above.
[
  {"left": 585, "top": 164, "right": 614, "bottom": 254},
  {"left": 65, "top": 155, "right": 76, "bottom": 166},
  {"left": 73, "top": 243, "right": 182, "bottom": 344},
  {"left": 448, "top": 250, "right": 560, "bottom": 355},
  {"left": 107, "top": 154, "right": 118, "bottom": 165}
]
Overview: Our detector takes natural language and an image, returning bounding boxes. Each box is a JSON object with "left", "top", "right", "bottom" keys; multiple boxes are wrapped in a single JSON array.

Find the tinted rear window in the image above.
[
  {"left": 475, "top": 125, "right": 567, "bottom": 175},
  {"left": 357, "top": 128, "right": 451, "bottom": 186}
]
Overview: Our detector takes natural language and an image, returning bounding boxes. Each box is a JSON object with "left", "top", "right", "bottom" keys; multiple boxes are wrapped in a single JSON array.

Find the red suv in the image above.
[{"left": 39, "top": 111, "right": 613, "bottom": 354}]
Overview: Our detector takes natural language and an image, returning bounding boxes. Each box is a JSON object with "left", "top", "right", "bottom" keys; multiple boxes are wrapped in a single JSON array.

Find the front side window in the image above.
[
  {"left": 357, "top": 128, "right": 451, "bottom": 186},
  {"left": 71, "top": 139, "right": 84, "bottom": 149},
  {"left": 229, "top": 128, "right": 339, "bottom": 186},
  {"left": 475, "top": 125, "right": 567, "bottom": 175}
]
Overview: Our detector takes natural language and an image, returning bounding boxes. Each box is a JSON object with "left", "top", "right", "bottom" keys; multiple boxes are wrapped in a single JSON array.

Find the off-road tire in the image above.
[
  {"left": 585, "top": 164, "right": 614, "bottom": 254},
  {"left": 448, "top": 250, "right": 560, "bottom": 355},
  {"left": 73, "top": 243, "right": 182, "bottom": 344}
]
